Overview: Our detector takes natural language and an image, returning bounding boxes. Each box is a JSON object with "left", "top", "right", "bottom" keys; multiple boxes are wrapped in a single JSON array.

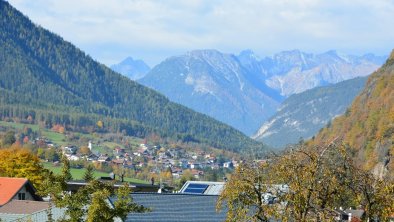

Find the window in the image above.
[{"left": 18, "top": 193, "right": 25, "bottom": 200}]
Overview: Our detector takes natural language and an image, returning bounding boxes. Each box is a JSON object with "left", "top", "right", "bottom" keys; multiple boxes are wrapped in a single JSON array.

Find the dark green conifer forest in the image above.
[{"left": 0, "top": 0, "right": 264, "bottom": 153}]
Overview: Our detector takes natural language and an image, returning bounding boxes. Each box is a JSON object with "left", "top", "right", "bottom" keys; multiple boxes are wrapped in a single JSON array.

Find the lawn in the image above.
[{"left": 42, "top": 162, "right": 149, "bottom": 184}]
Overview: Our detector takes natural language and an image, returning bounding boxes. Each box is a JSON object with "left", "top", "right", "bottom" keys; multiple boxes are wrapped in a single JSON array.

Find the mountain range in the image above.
[
  {"left": 0, "top": 0, "right": 262, "bottom": 153},
  {"left": 139, "top": 50, "right": 280, "bottom": 135},
  {"left": 253, "top": 76, "right": 368, "bottom": 149},
  {"left": 123, "top": 49, "right": 386, "bottom": 135},
  {"left": 239, "top": 49, "right": 386, "bottom": 96}
]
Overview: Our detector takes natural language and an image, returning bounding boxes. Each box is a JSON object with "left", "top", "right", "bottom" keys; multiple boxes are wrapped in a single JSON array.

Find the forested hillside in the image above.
[
  {"left": 309, "top": 50, "right": 394, "bottom": 178},
  {"left": 254, "top": 77, "right": 368, "bottom": 148},
  {"left": 0, "top": 0, "right": 263, "bottom": 153}
]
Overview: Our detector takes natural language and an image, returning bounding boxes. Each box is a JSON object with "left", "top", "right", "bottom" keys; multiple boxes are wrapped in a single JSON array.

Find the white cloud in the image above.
[{"left": 7, "top": 0, "right": 394, "bottom": 66}]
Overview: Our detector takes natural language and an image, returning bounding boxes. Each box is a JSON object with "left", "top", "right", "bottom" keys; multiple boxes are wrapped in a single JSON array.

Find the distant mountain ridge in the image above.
[
  {"left": 253, "top": 77, "right": 368, "bottom": 149},
  {"left": 238, "top": 49, "right": 386, "bottom": 96},
  {"left": 137, "top": 49, "right": 385, "bottom": 135},
  {"left": 0, "top": 0, "right": 263, "bottom": 153},
  {"left": 139, "top": 49, "right": 281, "bottom": 135},
  {"left": 110, "top": 57, "right": 150, "bottom": 80}
]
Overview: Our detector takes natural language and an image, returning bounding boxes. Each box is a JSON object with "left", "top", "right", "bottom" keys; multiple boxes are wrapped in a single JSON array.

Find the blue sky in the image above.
[{"left": 7, "top": 0, "right": 394, "bottom": 67}]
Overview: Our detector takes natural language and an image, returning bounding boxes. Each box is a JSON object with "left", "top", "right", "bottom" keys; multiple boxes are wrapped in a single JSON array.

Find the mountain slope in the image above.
[
  {"left": 111, "top": 57, "right": 150, "bottom": 80},
  {"left": 139, "top": 50, "right": 281, "bottom": 135},
  {"left": 253, "top": 77, "right": 368, "bottom": 149},
  {"left": 309, "top": 51, "right": 394, "bottom": 177},
  {"left": 238, "top": 50, "right": 386, "bottom": 96},
  {"left": 139, "top": 49, "right": 384, "bottom": 135},
  {"left": 0, "top": 0, "right": 263, "bottom": 153}
]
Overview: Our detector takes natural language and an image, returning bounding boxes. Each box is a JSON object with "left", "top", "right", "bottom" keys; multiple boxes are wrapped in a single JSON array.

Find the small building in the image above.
[
  {"left": 67, "top": 154, "right": 80, "bottom": 161},
  {"left": 63, "top": 146, "right": 77, "bottom": 155},
  {"left": 0, "top": 177, "right": 43, "bottom": 206},
  {"left": 112, "top": 158, "right": 125, "bottom": 165},
  {"left": 334, "top": 208, "right": 365, "bottom": 222},
  {"left": 86, "top": 153, "right": 99, "bottom": 161},
  {"left": 97, "top": 155, "right": 111, "bottom": 163},
  {"left": 114, "top": 147, "right": 125, "bottom": 155},
  {"left": 223, "top": 161, "right": 233, "bottom": 168},
  {"left": 190, "top": 169, "right": 204, "bottom": 179}
]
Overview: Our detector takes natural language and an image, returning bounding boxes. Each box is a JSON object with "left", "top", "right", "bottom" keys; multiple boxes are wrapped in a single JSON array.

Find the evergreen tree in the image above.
[
  {"left": 61, "top": 155, "right": 72, "bottom": 182},
  {"left": 83, "top": 164, "right": 95, "bottom": 182}
]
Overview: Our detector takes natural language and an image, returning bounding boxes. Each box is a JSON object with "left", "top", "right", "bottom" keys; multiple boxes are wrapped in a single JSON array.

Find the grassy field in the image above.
[
  {"left": 0, "top": 121, "right": 39, "bottom": 131},
  {"left": 0, "top": 121, "right": 67, "bottom": 145},
  {"left": 42, "top": 131, "right": 67, "bottom": 145},
  {"left": 42, "top": 162, "right": 149, "bottom": 184},
  {"left": 102, "top": 141, "right": 124, "bottom": 149}
]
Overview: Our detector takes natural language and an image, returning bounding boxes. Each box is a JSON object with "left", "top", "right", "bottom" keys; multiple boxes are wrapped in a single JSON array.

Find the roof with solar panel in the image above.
[
  {"left": 179, "top": 181, "right": 225, "bottom": 195},
  {"left": 108, "top": 181, "right": 227, "bottom": 221}
]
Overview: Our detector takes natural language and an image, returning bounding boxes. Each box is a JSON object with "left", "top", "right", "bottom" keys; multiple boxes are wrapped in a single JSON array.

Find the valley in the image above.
[{"left": 0, "top": 0, "right": 393, "bottom": 221}]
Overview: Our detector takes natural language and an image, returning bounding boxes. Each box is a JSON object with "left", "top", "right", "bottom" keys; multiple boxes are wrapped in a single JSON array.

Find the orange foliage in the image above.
[
  {"left": 310, "top": 56, "right": 394, "bottom": 177},
  {"left": 52, "top": 124, "right": 65, "bottom": 134}
]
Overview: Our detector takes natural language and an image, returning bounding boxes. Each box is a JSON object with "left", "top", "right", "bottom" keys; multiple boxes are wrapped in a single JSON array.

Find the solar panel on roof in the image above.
[
  {"left": 183, "top": 184, "right": 209, "bottom": 194},
  {"left": 187, "top": 184, "right": 209, "bottom": 189},
  {"left": 183, "top": 188, "right": 205, "bottom": 194}
]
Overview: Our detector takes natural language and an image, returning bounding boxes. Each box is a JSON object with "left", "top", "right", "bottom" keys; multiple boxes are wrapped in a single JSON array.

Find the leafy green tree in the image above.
[
  {"left": 41, "top": 174, "right": 147, "bottom": 222},
  {"left": 112, "top": 183, "right": 148, "bottom": 220},
  {"left": 87, "top": 183, "right": 147, "bottom": 222},
  {"left": 2, "top": 131, "right": 16, "bottom": 147},
  {"left": 45, "top": 148, "right": 59, "bottom": 162},
  {"left": 87, "top": 189, "right": 113, "bottom": 222}
]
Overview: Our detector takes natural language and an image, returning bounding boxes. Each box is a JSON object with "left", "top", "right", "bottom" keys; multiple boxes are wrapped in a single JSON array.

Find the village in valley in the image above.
[
  {"left": 31, "top": 127, "right": 238, "bottom": 187},
  {"left": 60, "top": 140, "right": 237, "bottom": 183}
]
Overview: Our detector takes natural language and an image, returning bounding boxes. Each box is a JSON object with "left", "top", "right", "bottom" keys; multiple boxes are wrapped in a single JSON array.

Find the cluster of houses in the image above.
[{"left": 62, "top": 142, "right": 238, "bottom": 180}]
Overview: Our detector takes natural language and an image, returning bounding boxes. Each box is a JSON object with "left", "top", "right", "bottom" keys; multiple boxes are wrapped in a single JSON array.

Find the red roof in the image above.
[{"left": 0, "top": 177, "right": 28, "bottom": 206}]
